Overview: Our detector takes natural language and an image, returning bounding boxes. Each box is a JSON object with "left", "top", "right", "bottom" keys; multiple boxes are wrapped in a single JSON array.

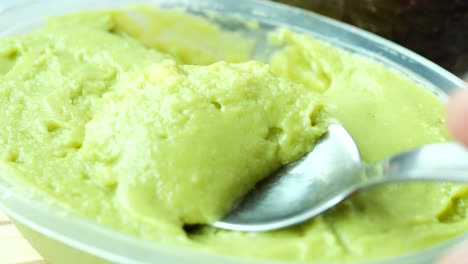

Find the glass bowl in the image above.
[
  {"left": 0, "top": 0, "right": 466, "bottom": 263},
  {"left": 273, "top": 0, "right": 468, "bottom": 77}
]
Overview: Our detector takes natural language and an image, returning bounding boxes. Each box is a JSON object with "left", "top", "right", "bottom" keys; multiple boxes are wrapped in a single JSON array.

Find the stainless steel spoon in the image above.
[{"left": 214, "top": 124, "right": 468, "bottom": 232}]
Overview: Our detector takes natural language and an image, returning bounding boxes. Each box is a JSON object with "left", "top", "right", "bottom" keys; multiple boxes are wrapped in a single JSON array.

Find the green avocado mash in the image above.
[{"left": 0, "top": 6, "right": 465, "bottom": 263}]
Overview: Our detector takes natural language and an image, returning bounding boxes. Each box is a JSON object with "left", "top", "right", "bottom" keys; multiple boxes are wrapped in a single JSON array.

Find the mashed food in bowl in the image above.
[{"left": 0, "top": 6, "right": 466, "bottom": 263}]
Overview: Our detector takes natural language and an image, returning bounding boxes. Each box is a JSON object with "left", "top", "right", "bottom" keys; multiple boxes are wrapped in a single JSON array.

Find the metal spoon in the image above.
[{"left": 214, "top": 124, "right": 468, "bottom": 232}]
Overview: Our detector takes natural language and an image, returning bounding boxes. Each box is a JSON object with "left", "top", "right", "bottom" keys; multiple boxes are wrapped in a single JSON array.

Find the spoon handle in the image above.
[{"left": 368, "top": 142, "right": 468, "bottom": 184}]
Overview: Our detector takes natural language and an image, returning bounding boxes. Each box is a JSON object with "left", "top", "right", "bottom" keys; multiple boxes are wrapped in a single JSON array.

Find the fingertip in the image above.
[
  {"left": 438, "top": 241, "right": 468, "bottom": 264},
  {"left": 447, "top": 88, "right": 468, "bottom": 145}
]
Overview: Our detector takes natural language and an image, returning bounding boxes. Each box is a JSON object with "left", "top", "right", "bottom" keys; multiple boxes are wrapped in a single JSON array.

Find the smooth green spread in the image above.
[
  {"left": 1, "top": 6, "right": 465, "bottom": 263},
  {"left": 81, "top": 60, "right": 324, "bottom": 226}
]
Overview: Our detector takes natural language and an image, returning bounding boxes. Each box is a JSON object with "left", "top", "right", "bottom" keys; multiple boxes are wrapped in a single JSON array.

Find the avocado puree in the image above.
[{"left": 0, "top": 6, "right": 467, "bottom": 263}]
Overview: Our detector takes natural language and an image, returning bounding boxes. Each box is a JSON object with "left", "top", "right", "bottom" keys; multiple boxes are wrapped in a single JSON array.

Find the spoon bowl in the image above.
[{"left": 214, "top": 124, "right": 468, "bottom": 232}]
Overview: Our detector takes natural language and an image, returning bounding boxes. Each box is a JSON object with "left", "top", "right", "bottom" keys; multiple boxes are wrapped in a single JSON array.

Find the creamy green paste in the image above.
[{"left": 0, "top": 6, "right": 465, "bottom": 263}]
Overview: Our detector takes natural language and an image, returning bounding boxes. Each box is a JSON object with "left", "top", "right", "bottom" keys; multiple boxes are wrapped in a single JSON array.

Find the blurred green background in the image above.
[{"left": 1, "top": 0, "right": 466, "bottom": 77}]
